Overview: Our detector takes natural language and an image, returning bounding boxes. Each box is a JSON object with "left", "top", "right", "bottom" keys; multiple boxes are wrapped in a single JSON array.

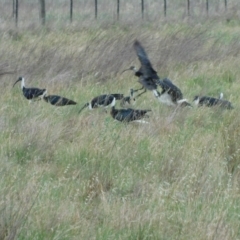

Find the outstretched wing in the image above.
[{"left": 133, "top": 40, "right": 159, "bottom": 80}]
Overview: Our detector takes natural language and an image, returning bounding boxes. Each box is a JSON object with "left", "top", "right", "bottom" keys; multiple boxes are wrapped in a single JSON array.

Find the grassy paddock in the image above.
[{"left": 1, "top": 9, "right": 240, "bottom": 240}]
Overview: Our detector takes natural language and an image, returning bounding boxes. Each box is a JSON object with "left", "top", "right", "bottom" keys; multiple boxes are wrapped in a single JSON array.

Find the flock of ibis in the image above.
[{"left": 13, "top": 40, "right": 234, "bottom": 123}]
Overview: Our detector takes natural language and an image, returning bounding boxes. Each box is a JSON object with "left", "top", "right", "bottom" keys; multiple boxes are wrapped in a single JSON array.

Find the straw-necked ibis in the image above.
[
  {"left": 42, "top": 91, "right": 77, "bottom": 106},
  {"left": 193, "top": 95, "right": 233, "bottom": 109},
  {"left": 110, "top": 106, "right": 151, "bottom": 122},
  {"left": 78, "top": 93, "right": 124, "bottom": 113},
  {"left": 122, "top": 40, "right": 160, "bottom": 98},
  {"left": 13, "top": 77, "right": 46, "bottom": 102},
  {"left": 154, "top": 78, "right": 192, "bottom": 107}
]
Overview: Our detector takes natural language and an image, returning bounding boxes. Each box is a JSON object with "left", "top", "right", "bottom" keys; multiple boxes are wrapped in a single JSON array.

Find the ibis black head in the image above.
[
  {"left": 13, "top": 76, "right": 23, "bottom": 88},
  {"left": 193, "top": 96, "right": 199, "bottom": 101}
]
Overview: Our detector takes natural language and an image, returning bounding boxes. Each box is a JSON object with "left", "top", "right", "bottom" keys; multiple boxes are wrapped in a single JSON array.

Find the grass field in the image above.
[{"left": 1, "top": 4, "right": 240, "bottom": 239}]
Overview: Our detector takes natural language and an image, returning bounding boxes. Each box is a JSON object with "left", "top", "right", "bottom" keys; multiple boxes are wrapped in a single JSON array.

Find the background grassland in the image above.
[{"left": 1, "top": 2, "right": 240, "bottom": 239}]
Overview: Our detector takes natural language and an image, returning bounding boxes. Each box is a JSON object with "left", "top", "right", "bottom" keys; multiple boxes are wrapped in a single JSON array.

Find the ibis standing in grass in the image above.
[
  {"left": 42, "top": 91, "right": 77, "bottom": 106},
  {"left": 13, "top": 77, "right": 46, "bottom": 102},
  {"left": 193, "top": 95, "right": 233, "bottom": 109},
  {"left": 155, "top": 78, "right": 192, "bottom": 107},
  {"left": 110, "top": 106, "right": 151, "bottom": 123},
  {"left": 78, "top": 93, "right": 124, "bottom": 113}
]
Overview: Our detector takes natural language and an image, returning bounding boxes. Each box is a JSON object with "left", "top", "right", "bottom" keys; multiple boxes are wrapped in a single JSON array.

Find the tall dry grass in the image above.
[{"left": 0, "top": 4, "right": 240, "bottom": 239}]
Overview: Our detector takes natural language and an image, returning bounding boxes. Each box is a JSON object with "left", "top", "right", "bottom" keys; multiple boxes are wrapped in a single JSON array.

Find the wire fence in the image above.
[{"left": 7, "top": 0, "right": 240, "bottom": 27}]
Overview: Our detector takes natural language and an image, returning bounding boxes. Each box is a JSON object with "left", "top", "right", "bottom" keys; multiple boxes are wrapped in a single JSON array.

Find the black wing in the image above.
[
  {"left": 131, "top": 109, "right": 151, "bottom": 121},
  {"left": 133, "top": 40, "right": 159, "bottom": 80},
  {"left": 110, "top": 94, "right": 124, "bottom": 100},
  {"left": 113, "top": 108, "right": 150, "bottom": 122},
  {"left": 198, "top": 96, "right": 233, "bottom": 109},
  {"left": 23, "top": 88, "right": 46, "bottom": 99},
  {"left": 47, "top": 95, "right": 77, "bottom": 106},
  {"left": 157, "top": 78, "right": 183, "bottom": 101},
  {"left": 92, "top": 94, "right": 115, "bottom": 107}
]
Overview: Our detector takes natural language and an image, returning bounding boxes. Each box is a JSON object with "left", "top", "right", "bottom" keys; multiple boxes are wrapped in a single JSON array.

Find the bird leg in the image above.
[
  {"left": 133, "top": 86, "right": 144, "bottom": 92},
  {"left": 135, "top": 88, "right": 147, "bottom": 98}
]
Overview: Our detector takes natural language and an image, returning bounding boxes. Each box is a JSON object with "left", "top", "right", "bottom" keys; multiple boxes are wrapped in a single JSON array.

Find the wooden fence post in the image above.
[
  {"left": 70, "top": 0, "right": 73, "bottom": 22},
  {"left": 224, "top": 0, "right": 227, "bottom": 11},
  {"left": 187, "top": 0, "right": 190, "bottom": 16},
  {"left": 95, "top": 0, "right": 98, "bottom": 19},
  {"left": 39, "top": 0, "right": 46, "bottom": 25},
  {"left": 15, "top": 0, "right": 18, "bottom": 27},
  {"left": 206, "top": 0, "right": 209, "bottom": 16},
  {"left": 164, "top": 0, "right": 167, "bottom": 17},
  {"left": 12, "top": 0, "right": 15, "bottom": 18},
  {"left": 117, "top": 0, "right": 120, "bottom": 20}
]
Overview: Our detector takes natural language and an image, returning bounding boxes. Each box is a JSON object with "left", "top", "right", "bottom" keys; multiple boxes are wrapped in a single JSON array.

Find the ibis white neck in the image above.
[
  {"left": 193, "top": 97, "right": 200, "bottom": 106},
  {"left": 111, "top": 97, "right": 116, "bottom": 107},
  {"left": 21, "top": 78, "right": 25, "bottom": 90},
  {"left": 89, "top": 102, "right": 92, "bottom": 110}
]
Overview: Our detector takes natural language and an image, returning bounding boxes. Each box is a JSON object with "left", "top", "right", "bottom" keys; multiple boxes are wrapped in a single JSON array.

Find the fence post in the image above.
[
  {"left": 12, "top": 0, "right": 15, "bottom": 18},
  {"left": 141, "top": 0, "right": 144, "bottom": 19},
  {"left": 70, "top": 0, "right": 73, "bottom": 22},
  {"left": 206, "top": 0, "right": 209, "bottom": 16},
  {"left": 117, "top": 0, "right": 120, "bottom": 20},
  {"left": 224, "top": 0, "right": 227, "bottom": 11},
  {"left": 95, "top": 0, "right": 98, "bottom": 19},
  {"left": 164, "top": 0, "right": 167, "bottom": 17},
  {"left": 187, "top": 0, "right": 190, "bottom": 16},
  {"left": 39, "top": 0, "right": 46, "bottom": 25},
  {"left": 15, "top": 0, "right": 18, "bottom": 27}
]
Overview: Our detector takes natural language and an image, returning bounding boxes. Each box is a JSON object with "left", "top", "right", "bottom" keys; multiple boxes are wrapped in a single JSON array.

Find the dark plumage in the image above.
[
  {"left": 193, "top": 95, "right": 233, "bottom": 109},
  {"left": 153, "top": 78, "right": 191, "bottom": 106},
  {"left": 13, "top": 77, "right": 46, "bottom": 101},
  {"left": 110, "top": 106, "right": 151, "bottom": 122},
  {"left": 122, "top": 40, "right": 160, "bottom": 98},
  {"left": 42, "top": 91, "right": 77, "bottom": 106},
  {"left": 79, "top": 94, "right": 124, "bottom": 113},
  {"left": 122, "top": 41, "right": 190, "bottom": 107},
  {"left": 154, "top": 78, "right": 191, "bottom": 107},
  {"left": 157, "top": 78, "right": 183, "bottom": 101}
]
